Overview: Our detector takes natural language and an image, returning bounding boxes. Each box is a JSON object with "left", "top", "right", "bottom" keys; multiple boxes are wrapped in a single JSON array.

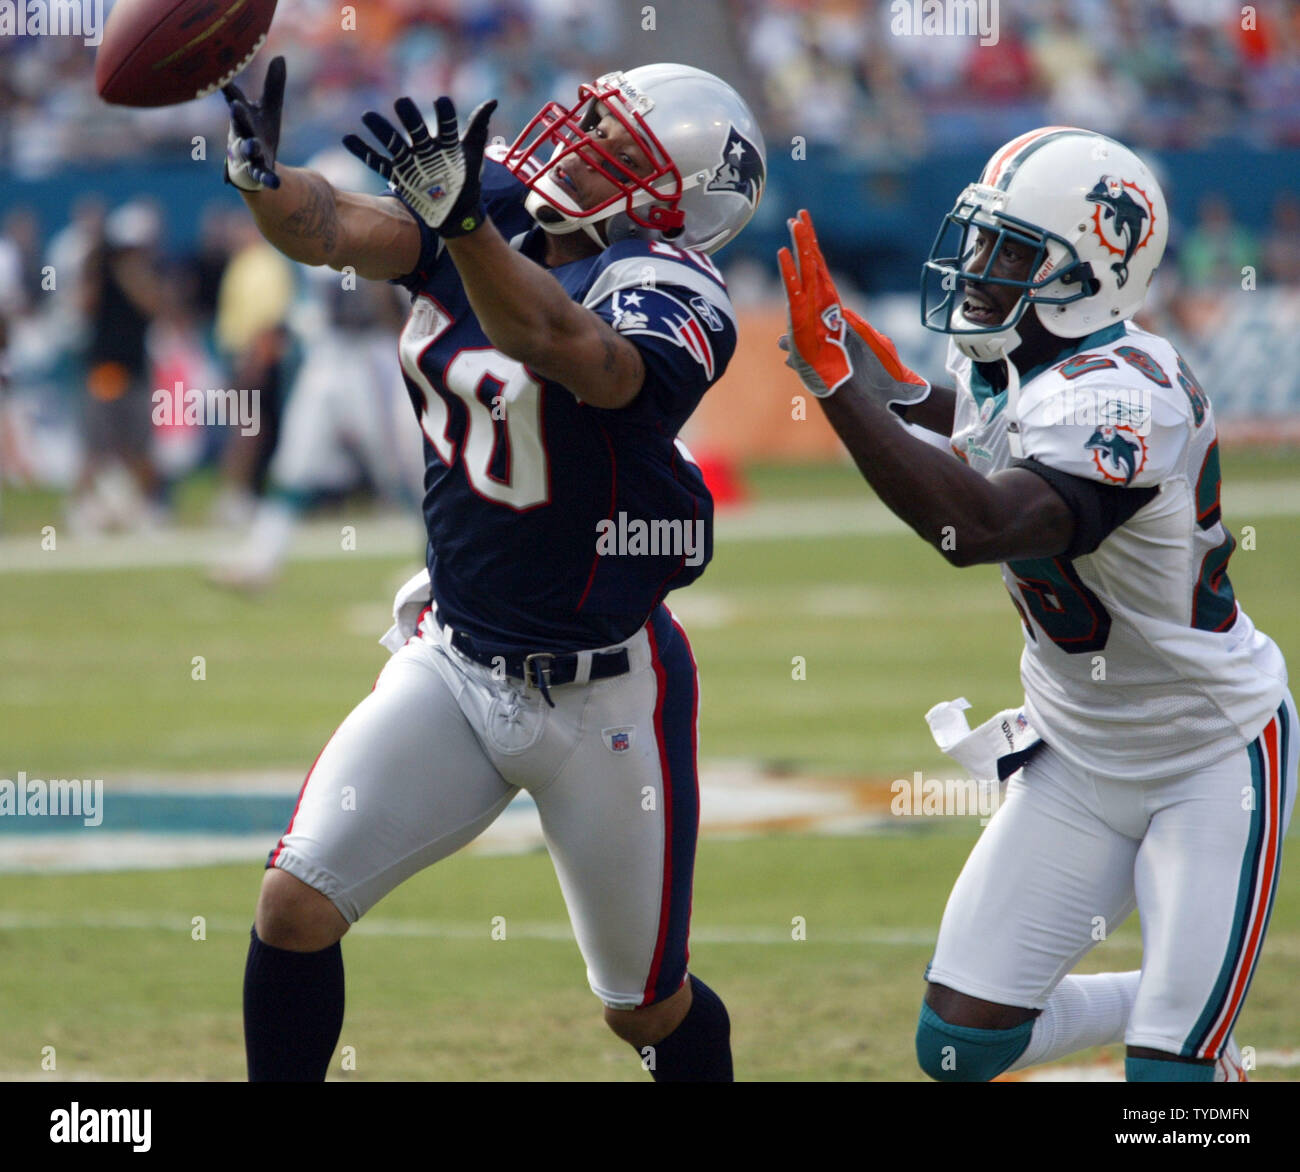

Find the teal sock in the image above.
[
  {"left": 1126, "top": 1055, "right": 1214, "bottom": 1082},
  {"left": 916, "top": 1002, "right": 1034, "bottom": 1081}
]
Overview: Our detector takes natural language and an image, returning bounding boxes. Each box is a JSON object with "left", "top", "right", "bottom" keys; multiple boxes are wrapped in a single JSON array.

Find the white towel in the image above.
[
  {"left": 924, "top": 697, "right": 1043, "bottom": 782},
  {"left": 379, "top": 567, "right": 433, "bottom": 653}
]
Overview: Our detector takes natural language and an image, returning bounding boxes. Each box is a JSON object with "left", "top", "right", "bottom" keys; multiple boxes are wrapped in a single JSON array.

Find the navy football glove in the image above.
[
  {"left": 343, "top": 96, "right": 496, "bottom": 238},
  {"left": 223, "top": 56, "right": 286, "bottom": 192}
]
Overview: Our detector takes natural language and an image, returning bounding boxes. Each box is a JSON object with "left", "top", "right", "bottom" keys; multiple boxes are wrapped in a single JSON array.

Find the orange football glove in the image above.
[{"left": 777, "top": 209, "right": 930, "bottom": 412}]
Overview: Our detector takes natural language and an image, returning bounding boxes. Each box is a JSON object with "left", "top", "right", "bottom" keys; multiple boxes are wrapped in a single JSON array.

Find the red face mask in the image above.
[{"left": 503, "top": 75, "right": 685, "bottom": 233}]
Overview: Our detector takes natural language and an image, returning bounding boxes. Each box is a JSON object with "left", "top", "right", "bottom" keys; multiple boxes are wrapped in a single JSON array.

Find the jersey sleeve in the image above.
[
  {"left": 581, "top": 245, "right": 738, "bottom": 431},
  {"left": 1016, "top": 372, "right": 1190, "bottom": 490},
  {"left": 1012, "top": 457, "right": 1158, "bottom": 558},
  {"left": 384, "top": 156, "right": 528, "bottom": 292}
]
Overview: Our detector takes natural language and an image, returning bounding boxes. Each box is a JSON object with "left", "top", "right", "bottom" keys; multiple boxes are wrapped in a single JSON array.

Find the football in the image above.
[{"left": 95, "top": 0, "right": 279, "bottom": 108}]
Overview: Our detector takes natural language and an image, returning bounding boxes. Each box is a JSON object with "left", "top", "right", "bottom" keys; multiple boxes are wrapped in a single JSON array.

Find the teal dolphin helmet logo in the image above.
[{"left": 1085, "top": 175, "right": 1155, "bottom": 289}]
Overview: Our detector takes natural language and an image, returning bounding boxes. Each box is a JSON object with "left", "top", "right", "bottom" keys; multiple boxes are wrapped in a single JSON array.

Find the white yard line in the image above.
[
  {"left": 3, "top": 479, "right": 1296, "bottom": 573},
  {"left": 0, "top": 908, "right": 934, "bottom": 948}
]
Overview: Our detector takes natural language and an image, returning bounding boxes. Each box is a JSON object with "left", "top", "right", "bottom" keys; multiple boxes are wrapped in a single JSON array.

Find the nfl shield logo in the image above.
[{"left": 603, "top": 727, "right": 634, "bottom": 753}]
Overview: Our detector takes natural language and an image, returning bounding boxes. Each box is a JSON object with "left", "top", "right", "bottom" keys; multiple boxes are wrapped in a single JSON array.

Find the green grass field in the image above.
[{"left": 1, "top": 455, "right": 1298, "bottom": 1080}]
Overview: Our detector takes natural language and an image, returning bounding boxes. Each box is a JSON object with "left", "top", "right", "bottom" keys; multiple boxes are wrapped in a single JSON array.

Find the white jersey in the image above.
[{"left": 947, "top": 321, "right": 1287, "bottom": 780}]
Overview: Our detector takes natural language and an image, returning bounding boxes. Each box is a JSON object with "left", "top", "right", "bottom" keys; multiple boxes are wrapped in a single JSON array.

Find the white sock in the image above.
[
  {"left": 1007, "top": 971, "right": 1140, "bottom": 1072},
  {"left": 227, "top": 498, "right": 297, "bottom": 575}
]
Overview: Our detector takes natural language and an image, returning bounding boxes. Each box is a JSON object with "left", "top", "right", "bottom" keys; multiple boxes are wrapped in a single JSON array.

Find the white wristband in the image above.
[{"left": 225, "top": 125, "right": 265, "bottom": 192}]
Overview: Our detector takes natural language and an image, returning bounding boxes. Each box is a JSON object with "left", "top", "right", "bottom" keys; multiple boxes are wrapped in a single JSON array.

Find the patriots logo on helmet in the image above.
[
  {"left": 1085, "top": 424, "right": 1148, "bottom": 485},
  {"left": 1086, "top": 176, "right": 1155, "bottom": 289},
  {"left": 706, "top": 125, "right": 764, "bottom": 208}
]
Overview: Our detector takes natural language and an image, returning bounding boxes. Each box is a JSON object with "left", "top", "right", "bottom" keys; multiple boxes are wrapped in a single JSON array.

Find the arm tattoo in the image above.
[
  {"left": 282, "top": 175, "right": 340, "bottom": 255},
  {"left": 602, "top": 334, "right": 620, "bottom": 374}
]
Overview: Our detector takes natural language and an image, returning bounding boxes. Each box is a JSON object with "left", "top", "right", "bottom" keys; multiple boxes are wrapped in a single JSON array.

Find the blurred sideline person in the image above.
[
  {"left": 780, "top": 128, "right": 1292, "bottom": 1083},
  {"left": 208, "top": 213, "right": 296, "bottom": 528},
  {"left": 70, "top": 201, "right": 166, "bottom": 534},
  {"left": 223, "top": 57, "right": 765, "bottom": 1080}
]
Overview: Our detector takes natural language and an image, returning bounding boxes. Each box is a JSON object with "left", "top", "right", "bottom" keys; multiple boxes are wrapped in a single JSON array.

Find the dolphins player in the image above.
[
  {"left": 780, "top": 127, "right": 1293, "bottom": 1082},
  {"left": 223, "top": 57, "right": 765, "bottom": 1081}
]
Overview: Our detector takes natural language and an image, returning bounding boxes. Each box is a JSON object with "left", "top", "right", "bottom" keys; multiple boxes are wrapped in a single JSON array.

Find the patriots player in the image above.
[
  {"left": 780, "top": 127, "right": 1293, "bottom": 1082},
  {"left": 222, "top": 57, "right": 765, "bottom": 1081}
]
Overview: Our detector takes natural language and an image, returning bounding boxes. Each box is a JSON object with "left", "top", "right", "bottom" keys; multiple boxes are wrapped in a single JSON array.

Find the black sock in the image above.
[
  {"left": 243, "top": 926, "right": 344, "bottom": 1081},
  {"left": 648, "top": 975, "right": 733, "bottom": 1082}
]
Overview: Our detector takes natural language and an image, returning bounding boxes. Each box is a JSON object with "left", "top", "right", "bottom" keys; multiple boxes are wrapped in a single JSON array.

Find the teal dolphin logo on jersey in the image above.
[
  {"left": 1086, "top": 176, "right": 1153, "bottom": 289},
  {"left": 1085, "top": 424, "right": 1147, "bottom": 485},
  {"left": 706, "top": 125, "right": 764, "bottom": 208}
]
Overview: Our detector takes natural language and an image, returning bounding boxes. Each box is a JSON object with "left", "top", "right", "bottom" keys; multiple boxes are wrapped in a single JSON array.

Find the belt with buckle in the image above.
[{"left": 448, "top": 628, "right": 630, "bottom": 707}]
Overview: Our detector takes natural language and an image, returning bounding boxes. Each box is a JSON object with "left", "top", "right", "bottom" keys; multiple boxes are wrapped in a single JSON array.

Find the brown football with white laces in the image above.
[{"left": 95, "top": 0, "right": 278, "bottom": 108}]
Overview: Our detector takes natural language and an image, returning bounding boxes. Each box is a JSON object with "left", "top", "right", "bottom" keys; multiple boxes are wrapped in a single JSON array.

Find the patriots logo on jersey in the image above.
[
  {"left": 607, "top": 288, "right": 717, "bottom": 379},
  {"left": 1085, "top": 424, "right": 1148, "bottom": 485},
  {"left": 706, "top": 125, "right": 764, "bottom": 208},
  {"left": 610, "top": 289, "right": 650, "bottom": 332},
  {"left": 615, "top": 310, "right": 649, "bottom": 330},
  {"left": 667, "top": 313, "right": 715, "bottom": 378}
]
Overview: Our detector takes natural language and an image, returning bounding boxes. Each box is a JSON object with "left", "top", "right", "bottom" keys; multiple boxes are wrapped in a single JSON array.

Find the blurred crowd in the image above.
[
  {"left": 0, "top": 0, "right": 617, "bottom": 176},
  {"left": 3, "top": 0, "right": 1298, "bottom": 174},
  {"left": 743, "top": 0, "right": 1300, "bottom": 156}
]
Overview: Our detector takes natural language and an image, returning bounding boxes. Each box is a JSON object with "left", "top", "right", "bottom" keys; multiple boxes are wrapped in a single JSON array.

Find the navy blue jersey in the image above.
[{"left": 386, "top": 155, "right": 739, "bottom": 651}]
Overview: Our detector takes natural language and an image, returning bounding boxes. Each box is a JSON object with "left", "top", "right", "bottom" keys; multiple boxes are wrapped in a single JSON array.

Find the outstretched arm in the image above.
[
  {"left": 236, "top": 167, "right": 421, "bottom": 280},
  {"left": 224, "top": 57, "right": 422, "bottom": 280},
  {"left": 778, "top": 211, "right": 1074, "bottom": 566},
  {"left": 817, "top": 388, "right": 1074, "bottom": 565},
  {"left": 343, "top": 93, "right": 644, "bottom": 409},
  {"left": 897, "top": 384, "right": 957, "bottom": 435},
  {"left": 442, "top": 222, "right": 644, "bottom": 409}
]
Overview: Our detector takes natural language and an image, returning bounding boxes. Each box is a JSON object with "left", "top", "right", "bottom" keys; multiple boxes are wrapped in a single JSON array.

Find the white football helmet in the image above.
[
  {"left": 921, "top": 126, "right": 1168, "bottom": 361},
  {"left": 501, "top": 63, "right": 766, "bottom": 255}
]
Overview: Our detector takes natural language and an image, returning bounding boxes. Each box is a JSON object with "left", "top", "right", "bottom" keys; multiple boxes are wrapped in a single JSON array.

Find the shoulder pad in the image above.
[
  {"left": 582, "top": 238, "right": 732, "bottom": 320},
  {"left": 1017, "top": 369, "right": 1190, "bottom": 488}
]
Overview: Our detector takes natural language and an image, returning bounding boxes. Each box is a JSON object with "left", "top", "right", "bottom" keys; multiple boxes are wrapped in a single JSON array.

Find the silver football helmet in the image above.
[{"left": 501, "top": 63, "right": 766, "bottom": 254}]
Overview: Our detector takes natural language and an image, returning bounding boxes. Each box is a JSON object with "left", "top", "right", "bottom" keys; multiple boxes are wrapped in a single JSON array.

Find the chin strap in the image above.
[
  {"left": 1003, "top": 358, "right": 1025, "bottom": 458},
  {"left": 955, "top": 319, "right": 1021, "bottom": 363}
]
